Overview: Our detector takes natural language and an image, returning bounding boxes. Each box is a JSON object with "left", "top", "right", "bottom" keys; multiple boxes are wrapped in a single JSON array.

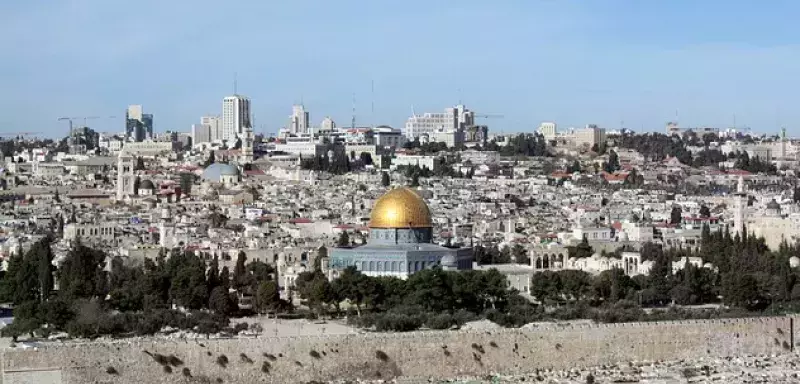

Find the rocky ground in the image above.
[{"left": 327, "top": 353, "right": 800, "bottom": 383}]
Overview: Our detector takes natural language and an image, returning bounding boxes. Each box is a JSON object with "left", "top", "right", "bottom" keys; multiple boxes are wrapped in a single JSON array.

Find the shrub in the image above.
[
  {"left": 153, "top": 353, "right": 169, "bottom": 366},
  {"left": 489, "top": 341, "right": 498, "bottom": 348},
  {"left": 182, "top": 367, "right": 191, "bottom": 377},
  {"left": 374, "top": 313, "right": 423, "bottom": 332},
  {"left": 263, "top": 353, "right": 277, "bottom": 361},
  {"left": 167, "top": 355, "right": 183, "bottom": 366},
  {"left": 217, "top": 354, "right": 229, "bottom": 368},
  {"left": 106, "top": 366, "right": 118, "bottom": 375},
  {"left": 163, "top": 365, "right": 172, "bottom": 374},
  {"left": 309, "top": 350, "right": 321, "bottom": 359},
  {"left": 261, "top": 361, "right": 271, "bottom": 373},
  {"left": 240, "top": 353, "right": 253, "bottom": 364},
  {"left": 375, "top": 350, "right": 389, "bottom": 362},
  {"left": 586, "top": 373, "right": 595, "bottom": 384},
  {"left": 425, "top": 313, "right": 454, "bottom": 330}
]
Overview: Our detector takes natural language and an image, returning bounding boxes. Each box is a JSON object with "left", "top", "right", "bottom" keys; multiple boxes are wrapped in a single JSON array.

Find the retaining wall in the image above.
[{"left": 1, "top": 316, "right": 797, "bottom": 384}]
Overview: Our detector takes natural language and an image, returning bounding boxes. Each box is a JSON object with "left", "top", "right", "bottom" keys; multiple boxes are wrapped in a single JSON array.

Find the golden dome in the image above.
[{"left": 368, "top": 187, "right": 432, "bottom": 229}]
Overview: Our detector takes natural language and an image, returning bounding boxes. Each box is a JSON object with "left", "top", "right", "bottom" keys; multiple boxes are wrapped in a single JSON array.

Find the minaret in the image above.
[
  {"left": 734, "top": 175, "right": 746, "bottom": 235},
  {"left": 780, "top": 127, "right": 787, "bottom": 160},
  {"left": 242, "top": 125, "right": 254, "bottom": 164}
]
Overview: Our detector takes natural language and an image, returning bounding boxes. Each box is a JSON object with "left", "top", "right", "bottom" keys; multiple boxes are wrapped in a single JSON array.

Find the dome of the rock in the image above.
[{"left": 368, "top": 187, "right": 432, "bottom": 229}]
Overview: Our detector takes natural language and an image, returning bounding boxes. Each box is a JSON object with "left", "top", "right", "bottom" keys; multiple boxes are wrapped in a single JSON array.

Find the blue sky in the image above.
[{"left": 2, "top": 0, "right": 800, "bottom": 137}]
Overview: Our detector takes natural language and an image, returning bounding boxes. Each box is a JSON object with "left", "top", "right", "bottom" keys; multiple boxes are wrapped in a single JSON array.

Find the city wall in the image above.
[{"left": 1, "top": 316, "right": 796, "bottom": 384}]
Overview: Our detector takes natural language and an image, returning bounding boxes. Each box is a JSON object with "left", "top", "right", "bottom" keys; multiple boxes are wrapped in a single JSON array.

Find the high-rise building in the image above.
[
  {"left": 196, "top": 115, "right": 222, "bottom": 143},
  {"left": 222, "top": 95, "right": 251, "bottom": 141},
  {"left": 404, "top": 104, "right": 474, "bottom": 139},
  {"left": 288, "top": 104, "right": 310, "bottom": 135},
  {"left": 537, "top": 122, "right": 557, "bottom": 141},
  {"left": 125, "top": 105, "right": 153, "bottom": 142}
]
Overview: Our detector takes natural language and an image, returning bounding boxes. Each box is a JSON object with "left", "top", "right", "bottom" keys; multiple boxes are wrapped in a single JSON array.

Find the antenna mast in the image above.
[
  {"left": 233, "top": 72, "right": 238, "bottom": 95},
  {"left": 351, "top": 93, "right": 356, "bottom": 129},
  {"left": 371, "top": 80, "right": 375, "bottom": 128}
]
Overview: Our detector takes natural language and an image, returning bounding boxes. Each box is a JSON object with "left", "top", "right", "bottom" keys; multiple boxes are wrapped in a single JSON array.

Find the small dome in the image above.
[
  {"left": 790, "top": 257, "right": 800, "bottom": 268},
  {"left": 767, "top": 199, "right": 781, "bottom": 210},
  {"left": 139, "top": 179, "right": 156, "bottom": 190},
  {"left": 440, "top": 254, "right": 457, "bottom": 268},
  {"left": 202, "top": 163, "right": 239, "bottom": 182}
]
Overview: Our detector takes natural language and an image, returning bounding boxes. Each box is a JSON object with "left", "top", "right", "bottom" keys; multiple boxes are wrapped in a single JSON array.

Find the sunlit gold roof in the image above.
[{"left": 368, "top": 187, "right": 432, "bottom": 229}]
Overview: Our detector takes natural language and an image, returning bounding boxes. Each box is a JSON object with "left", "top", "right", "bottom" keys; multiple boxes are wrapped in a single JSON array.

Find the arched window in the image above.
[
  {"left": 369, "top": 260, "right": 375, "bottom": 271},
  {"left": 377, "top": 261, "right": 383, "bottom": 272},
  {"left": 391, "top": 261, "right": 398, "bottom": 272}
]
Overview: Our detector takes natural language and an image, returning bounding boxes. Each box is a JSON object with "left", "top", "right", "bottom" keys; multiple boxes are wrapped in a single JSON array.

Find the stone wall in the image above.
[{"left": 1, "top": 316, "right": 796, "bottom": 384}]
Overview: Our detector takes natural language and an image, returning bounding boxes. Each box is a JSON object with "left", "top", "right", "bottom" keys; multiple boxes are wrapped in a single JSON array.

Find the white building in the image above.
[
  {"left": 318, "top": 117, "right": 336, "bottom": 135},
  {"left": 572, "top": 125, "right": 606, "bottom": 148},
  {"left": 288, "top": 104, "right": 310, "bottom": 135},
  {"left": 122, "top": 141, "right": 175, "bottom": 156},
  {"left": 273, "top": 136, "right": 327, "bottom": 157},
  {"left": 197, "top": 115, "right": 222, "bottom": 143},
  {"left": 222, "top": 95, "right": 251, "bottom": 141},
  {"left": 391, "top": 154, "right": 438, "bottom": 171},
  {"left": 537, "top": 122, "right": 557, "bottom": 141},
  {"left": 404, "top": 104, "right": 474, "bottom": 139}
]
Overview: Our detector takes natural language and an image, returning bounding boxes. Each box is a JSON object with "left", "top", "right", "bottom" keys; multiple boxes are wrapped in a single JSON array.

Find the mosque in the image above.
[{"left": 329, "top": 187, "right": 473, "bottom": 279}]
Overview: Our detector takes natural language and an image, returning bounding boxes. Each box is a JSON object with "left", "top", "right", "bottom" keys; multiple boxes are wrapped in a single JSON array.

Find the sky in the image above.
[{"left": 2, "top": 0, "right": 800, "bottom": 137}]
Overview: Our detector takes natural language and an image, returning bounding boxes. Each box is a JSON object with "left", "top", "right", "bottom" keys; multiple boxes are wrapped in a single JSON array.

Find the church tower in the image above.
[{"left": 116, "top": 152, "right": 136, "bottom": 201}]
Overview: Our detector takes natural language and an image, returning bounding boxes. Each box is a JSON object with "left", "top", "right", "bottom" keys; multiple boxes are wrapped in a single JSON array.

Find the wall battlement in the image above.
[{"left": 2, "top": 316, "right": 797, "bottom": 384}]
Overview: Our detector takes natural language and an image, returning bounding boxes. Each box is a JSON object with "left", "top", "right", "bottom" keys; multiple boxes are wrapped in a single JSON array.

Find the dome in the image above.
[
  {"left": 202, "top": 163, "right": 239, "bottom": 182},
  {"left": 139, "top": 179, "right": 156, "bottom": 190},
  {"left": 790, "top": 257, "right": 800, "bottom": 268},
  {"left": 368, "top": 187, "right": 432, "bottom": 229},
  {"left": 440, "top": 254, "right": 457, "bottom": 269}
]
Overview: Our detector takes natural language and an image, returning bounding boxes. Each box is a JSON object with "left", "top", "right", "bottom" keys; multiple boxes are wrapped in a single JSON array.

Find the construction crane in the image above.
[
  {"left": 0, "top": 132, "right": 42, "bottom": 138},
  {"left": 474, "top": 114, "right": 504, "bottom": 119},
  {"left": 57, "top": 116, "right": 116, "bottom": 135}
]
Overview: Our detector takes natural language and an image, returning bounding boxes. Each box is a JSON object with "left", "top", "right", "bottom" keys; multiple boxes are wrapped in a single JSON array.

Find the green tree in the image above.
[
  {"left": 314, "top": 246, "right": 327, "bottom": 271},
  {"left": 296, "top": 271, "right": 334, "bottom": 315},
  {"left": 168, "top": 252, "right": 208, "bottom": 310},
  {"left": 381, "top": 172, "right": 390, "bottom": 187},
  {"left": 209, "top": 286, "right": 237, "bottom": 316},
  {"left": 203, "top": 151, "right": 216, "bottom": 167},
  {"left": 255, "top": 281, "right": 281, "bottom": 314},
  {"left": 232, "top": 251, "right": 252, "bottom": 292},
  {"left": 670, "top": 206, "right": 683, "bottom": 225},
  {"left": 337, "top": 231, "right": 351, "bottom": 247},
  {"left": 512, "top": 244, "right": 529, "bottom": 265},
  {"left": 247, "top": 260, "right": 275, "bottom": 283},
  {"left": 179, "top": 173, "right": 195, "bottom": 196},
  {"left": 58, "top": 241, "right": 107, "bottom": 300}
]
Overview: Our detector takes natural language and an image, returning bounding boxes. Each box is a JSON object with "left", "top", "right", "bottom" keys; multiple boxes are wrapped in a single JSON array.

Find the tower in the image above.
[
  {"left": 222, "top": 95, "right": 251, "bottom": 141},
  {"left": 288, "top": 104, "right": 310, "bottom": 135},
  {"left": 781, "top": 127, "right": 787, "bottom": 160},
  {"left": 242, "top": 126, "right": 254, "bottom": 164},
  {"left": 159, "top": 206, "right": 175, "bottom": 248},
  {"left": 116, "top": 152, "right": 136, "bottom": 200},
  {"left": 733, "top": 175, "right": 746, "bottom": 235}
]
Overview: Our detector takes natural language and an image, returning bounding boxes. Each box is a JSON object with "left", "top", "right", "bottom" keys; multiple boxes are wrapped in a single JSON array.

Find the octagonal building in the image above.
[{"left": 329, "top": 187, "right": 472, "bottom": 279}]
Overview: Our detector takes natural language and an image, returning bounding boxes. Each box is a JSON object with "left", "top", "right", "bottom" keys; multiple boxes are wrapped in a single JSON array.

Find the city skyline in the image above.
[{"left": 3, "top": 1, "right": 800, "bottom": 137}]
